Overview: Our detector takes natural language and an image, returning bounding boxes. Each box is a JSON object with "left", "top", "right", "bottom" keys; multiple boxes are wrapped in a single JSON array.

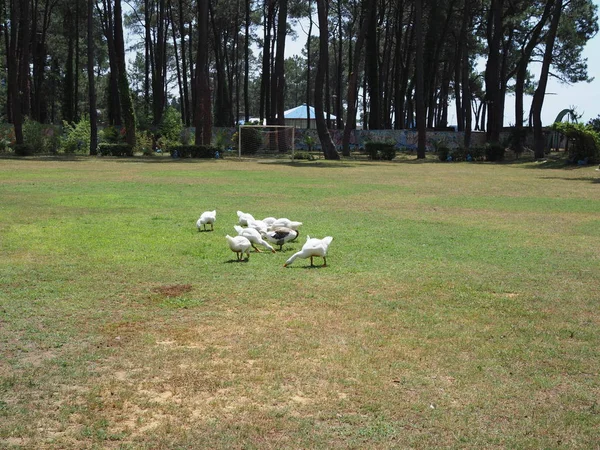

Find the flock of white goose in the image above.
[{"left": 196, "top": 210, "right": 333, "bottom": 267}]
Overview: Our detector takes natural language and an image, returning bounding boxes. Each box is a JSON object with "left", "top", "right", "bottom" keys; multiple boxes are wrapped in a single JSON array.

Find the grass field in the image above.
[{"left": 1, "top": 155, "right": 599, "bottom": 448}]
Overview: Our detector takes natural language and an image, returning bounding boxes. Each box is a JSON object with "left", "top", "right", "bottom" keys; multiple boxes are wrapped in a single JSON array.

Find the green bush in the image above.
[
  {"left": 551, "top": 122, "right": 599, "bottom": 164},
  {"left": 437, "top": 145, "right": 451, "bottom": 161},
  {"left": 22, "top": 118, "right": 61, "bottom": 154},
  {"left": 99, "top": 143, "right": 133, "bottom": 157},
  {"left": 451, "top": 147, "right": 467, "bottom": 161},
  {"left": 135, "top": 130, "right": 154, "bottom": 156},
  {"left": 485, "top": 142, "right": 505, "bottom": 161},
  {"left": 365, "top": 141, "right": 396, "bottom": 160},
  {"left": 293, "top": 151, "right": 318, "bottom": 161},
  {"left": 240, "top": 127, "right": 263, "bottom": 155},
  {"left": 61, "top": 117, "right": 91, "bottom": 154},
  {"left": 170, "top": 145, "right": 219, "bottom": 158},
  {"left": 100, "top": 126, "right": 125, "bottom": 143},
  {"left": 468, "top": 147, "right": 486, "bottom": 161},
  {"left": 160, "top": 107, "right": 183, "bottom": 143},
  {"left": 13, "top": 144, "right": 34, "bottom": 156}
]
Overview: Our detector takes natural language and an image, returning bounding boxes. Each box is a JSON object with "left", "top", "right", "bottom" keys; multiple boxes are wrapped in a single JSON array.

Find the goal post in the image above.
[{"left": 238, "top": 125, "right": 296, "bottom": 159}]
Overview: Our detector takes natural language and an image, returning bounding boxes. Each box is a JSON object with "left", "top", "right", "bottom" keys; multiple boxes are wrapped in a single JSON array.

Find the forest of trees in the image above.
[{"left": 1, "top": 0, "right": 598, "bottom": 159}]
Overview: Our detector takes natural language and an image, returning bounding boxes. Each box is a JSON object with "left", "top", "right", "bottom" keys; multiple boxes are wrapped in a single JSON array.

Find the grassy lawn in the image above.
[{"left": 1, "top": 155, "right": 599, "bottom": 448}]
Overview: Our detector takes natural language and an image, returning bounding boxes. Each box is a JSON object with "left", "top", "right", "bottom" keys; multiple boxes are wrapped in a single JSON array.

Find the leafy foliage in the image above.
[
  {"left": 551, "top": 121, "right": 600, "bottom": 163},
  {"left": 98, "top": 143, "right": 134, "bottom": 156},
  {"left": 22, "top": 118, "right": 61, "bottom": 154},
  {"left": 587, "top": 115, "right": 600, "bottom": 133},
  {"left": 100, "top": 126, "right": 126, "bottom": 143},
  {"left": 61, "top": 117, "right": 92, "bottom": 154},
  {"left": 170, "top": 145, "right": 219, "bottom": 158},
  {"left": 485, "top": 142, "right": 506, "bottom": 162},
  {"left": 365, "top": 142, "right": 396, "bottom": 160},
  {"left": 159, "top": 107, "right": 183, "bottom": 143}
]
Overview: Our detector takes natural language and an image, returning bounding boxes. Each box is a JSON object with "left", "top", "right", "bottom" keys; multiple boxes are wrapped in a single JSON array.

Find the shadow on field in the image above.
[
  {"left": 538, "top": 175, "right": 600, "bottom": 184},
  {"left": 0, "top": 154, "right": 87, "bottom": 162},
  {"left": 258, "top": 157, "right": 439, "bottom": 168}
]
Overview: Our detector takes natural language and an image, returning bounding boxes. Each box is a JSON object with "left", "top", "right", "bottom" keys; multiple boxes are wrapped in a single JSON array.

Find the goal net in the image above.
[{"left": 238, "top": 125, "right": 295, "bottom": 158}]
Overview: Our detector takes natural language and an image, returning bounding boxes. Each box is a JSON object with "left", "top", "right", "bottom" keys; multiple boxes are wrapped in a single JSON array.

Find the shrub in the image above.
[
  {"left": 485, "top": 142, "right": 505, "bottom": 161},
  {"left": 14, "top": 144, "right": 34, "bottom": 156},
  {"left": 293, "top": 151, "right": 317, "bottom": 161},
  {"left": 214, "top": 130, "right": 231, "bottom": 150},
  {"left": 0, "top": 126, "right": 15, "bottom": 153},
  {"left": 61, "top": 117, "right": 91, "bottom": 154},
  {"left": 468, "top": 146, "right": 486, "bottom": 161},
  {"left": 100, "top": 126, "right": 125, "bottom": 143},
  {"left": 170, "top": 145, "right": 219, "bottom": 158},
  {"left": 135, "top": 130, "right": 154, "bottom": 156},
  {"left": 98, "top": 143, "right": 133, "bottom": 157},
  {"left": 437, "top": 145, "right": 450, "bottom": 161},
  {"left": 160, "top": 107, "right": 183, "bottom": 143},
  {"left": 22, "top": 118, "right": 61, "bottom": 154},
  {"left": 551, "top": 122, "right": 599, "bottom": 164},
  {"left": 365, "top": 141, "right": 396, "bottom": 160},
  {"left": 240, "top": 127, "right": 262, "bottom": 155},
  {"left": 450, "top": 147, "right": 467, "bottom": 161}
]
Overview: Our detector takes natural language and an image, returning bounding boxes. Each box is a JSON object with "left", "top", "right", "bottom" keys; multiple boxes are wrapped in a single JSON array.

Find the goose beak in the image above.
[{"left": 283, "top": 263, "right": 288, "bottom": 267}]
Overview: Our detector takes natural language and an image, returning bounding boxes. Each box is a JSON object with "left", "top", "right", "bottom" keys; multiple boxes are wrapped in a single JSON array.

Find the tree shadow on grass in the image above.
[{"left": 538, "top": 175, "right": 600, "bottom": 184}]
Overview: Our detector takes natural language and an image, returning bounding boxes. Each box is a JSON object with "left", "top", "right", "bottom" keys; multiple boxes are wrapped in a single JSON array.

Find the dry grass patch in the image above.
[{"left": 1, "top": 156, "right": 599, "bottom": 448}]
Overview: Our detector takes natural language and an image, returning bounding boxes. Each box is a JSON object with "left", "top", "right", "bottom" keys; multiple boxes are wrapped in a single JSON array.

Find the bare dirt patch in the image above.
[{"left": 152, "top": 284, "right": 193, "bottom": 298}]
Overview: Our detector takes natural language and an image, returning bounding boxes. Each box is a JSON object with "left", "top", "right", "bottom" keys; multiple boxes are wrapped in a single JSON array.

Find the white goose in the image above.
[
  {"left": 225, "top": 235, "right": 252, "bottom": 261},
  {"left": 284, "top": 236, "right": 333, "bottom": 267},
  {"left": 247, "top": 218, "right": 269, "bottom": 233},
  {"left": 261, "top": 227, "right": 299, "bottom": 251},
  {"left": 234, "top": 225, "right": 276, "bottom": 253},
  {"left": 269, "top": 218, "right": 303, "bottom": 231},
  {"left": 196, "top": 210, "right": 216, "bottom": 231},
  {"left": 237, "top": 210, "right": 255, "bottom": 226},
  {"left": 262, "top": 217, "right": 277, "bottom": 226}
]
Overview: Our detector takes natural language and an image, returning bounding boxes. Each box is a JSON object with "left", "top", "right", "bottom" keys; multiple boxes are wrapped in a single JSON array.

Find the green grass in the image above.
[{"left": 1, "top": 155, "right": 599, "bottom": 448}]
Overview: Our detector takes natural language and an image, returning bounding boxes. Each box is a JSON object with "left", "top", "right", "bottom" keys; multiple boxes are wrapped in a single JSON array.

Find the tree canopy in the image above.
[{"left": 0, "top": 0, "right": 597, "bottom": 158}]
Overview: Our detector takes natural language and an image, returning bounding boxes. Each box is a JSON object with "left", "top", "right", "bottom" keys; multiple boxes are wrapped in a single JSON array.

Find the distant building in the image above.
[{"left": 283, "top": 104, "right": 336, "bottom": 129}]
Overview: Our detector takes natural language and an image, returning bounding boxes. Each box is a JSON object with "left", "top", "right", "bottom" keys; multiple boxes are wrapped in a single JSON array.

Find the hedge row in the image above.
[{"left": 170, "top": 145, "right": 221, "bottom": 158}]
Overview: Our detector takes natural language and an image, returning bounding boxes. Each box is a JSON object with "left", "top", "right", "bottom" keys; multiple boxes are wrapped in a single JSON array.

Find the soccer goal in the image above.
[{"left": 238, "top": 125, "right": 295, "bottom": 159}]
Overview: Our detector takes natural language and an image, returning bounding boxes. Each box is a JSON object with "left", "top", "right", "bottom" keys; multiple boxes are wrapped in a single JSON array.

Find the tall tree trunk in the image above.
[
  {"left": 532, "top": 0, "right": 562, "bottom": 159},
  {"left": 392, "top": 0, "right": 404, "bottom": 129},
  {"left": 8, "top": 0, "right": 30, "bottom": 144},
  {"left": 415, "top": 0, "right": 426, "bottom": 158},
  {"left": 514, "top": 0, "right": 554, "bottom": 153},
  {"left": 152, "top": 0, "right": 168, "bottom": 129},
  {"left": 273, "top": 0, "right": 287, "bottom": 124},
  {"left": 342, "top": 0, "right": 370, "bottom": 156},
  {"left": 461, "top": 0, "right": 472, "bottom": 148},
  {"left": 209, "top": 1, "right": 232, "bottom": 126},
  {"left": 99, "top": 0, "right": 121, "bottom": 125},
  {"left": 178, "top": 0, "right": 190, "bottom": 125},
  {"left": 244, "top": 0, "right": 250, "bottom": 122},
  {"left": 88, "top": 0, "right": 98, "bottom": 155},
  {"left": 170, "top": 4, "right": 185, "bottom": 124},
  {"left": 63, "top": 7, "right": 76, "bottom": 123},
  {"left": 194, "top": 0, "right": 211, "bottom": 145},
  {"left": 114, "top": 0, "right": 136, "bottom": 146},
  {"left": 315, "top": 0, "right": 339, "bottom": 160},
  {"left": 74, "top": 0, "right": 80, "bottom": 122},
  {"left": 306, "top": 0, "right": 312, "bottom": 129},
  {"left": 336, "top": 0, "right": 343, "bottom": 129},
  {"left": 260, "top": 1, "right": 274, "bottom": 124},
  {"left": 485, "top": 0, "right": 503, "bottom": 142},
  {"left": 365, "top": 0, "right": 380, "bottom": 129},
  {"left": 144, "top": 0, "right": 151, "bottom": 121}
]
